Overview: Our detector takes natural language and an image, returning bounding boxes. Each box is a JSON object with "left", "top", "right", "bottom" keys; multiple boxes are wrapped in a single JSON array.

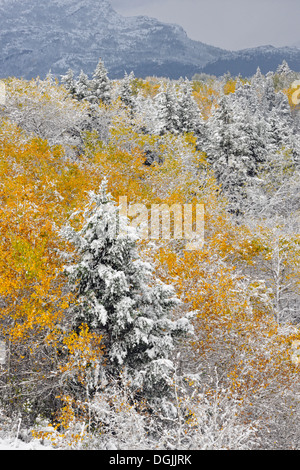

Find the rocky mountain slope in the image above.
[{"left": 202, "top": 45, "right": 300, "bottom": 77}]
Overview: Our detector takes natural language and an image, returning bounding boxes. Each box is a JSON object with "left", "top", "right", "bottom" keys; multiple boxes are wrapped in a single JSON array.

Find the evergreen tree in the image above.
[
  {"left": 261, "top": 75, "right": 277, "bottom": 114},
  {"left": 119, "top": 71, "right": 135, "bottom": 110},
  {"left": 62, "top": 180, "right": 193, "bottom": 404},
  {"left": 276, "top": 60, "right": 292, "bottom": 76},
  {"left": 154, "top": 82, "right": 181, "bottom": 135},
  {"left": 204, "top": 95, "right": 267, "bottom": 213},
  {"left": 275, "top": 60, "right": 296, "bottom": 89},
  {"left": 75, "top": 70, "right": 91, "bottom": 101},
  {"left": 204, "top": 94, "right": 234, "bottom": 167},
  {"left": 90, "top": 58, "right": 111, "bottom": 104},
  {"left": 177, "top": 78, "right": 202, "bottom": 135},
  {"left": 61, "top": 68, "right": 77, "bottom": 97},
  {"left": 251, "top": 66, "right": 264, "bottom": 89}
]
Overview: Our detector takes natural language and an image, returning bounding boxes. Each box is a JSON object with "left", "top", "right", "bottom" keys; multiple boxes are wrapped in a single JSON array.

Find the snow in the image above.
[{"left": 0, "top": 437, "right": 53, "bottom": 450}]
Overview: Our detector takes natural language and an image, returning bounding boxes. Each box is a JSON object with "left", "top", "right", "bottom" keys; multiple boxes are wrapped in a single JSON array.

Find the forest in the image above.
[{"left": 0, "top": 59, "right": 299, "bottom": 450}]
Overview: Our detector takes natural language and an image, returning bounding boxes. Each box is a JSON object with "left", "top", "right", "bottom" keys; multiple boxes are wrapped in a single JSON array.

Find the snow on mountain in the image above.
[
  {"left": 0, "top": 0, "right": 299, "bottom": 80},
  {"left": 291, "top": 40, "right": 300, "bottom": 49},
  {"left": 202, "top": 45, "right": 300, "bottom": 76}
]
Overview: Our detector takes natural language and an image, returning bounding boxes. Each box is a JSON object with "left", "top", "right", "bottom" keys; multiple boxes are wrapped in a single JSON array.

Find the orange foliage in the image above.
[
  {"left": 223, "top": 79, "right": 237, "bottom": 95},
  {"left": 192, "top": 81, "right": 220, "bottom": 119}
]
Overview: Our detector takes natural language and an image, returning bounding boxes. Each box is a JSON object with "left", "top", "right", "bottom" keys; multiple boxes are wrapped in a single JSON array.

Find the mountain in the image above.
[
  {"left": 0, "top": 0, "right": 226, "bottom": 80},
  {"left": 0, "top": 0, "right": 299, "bottom": 81},
  {"left": 200, "top": 45, "right": 300, "bottom": 77}
]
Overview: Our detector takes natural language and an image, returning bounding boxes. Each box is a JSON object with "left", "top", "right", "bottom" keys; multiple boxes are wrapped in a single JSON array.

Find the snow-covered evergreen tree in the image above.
[
  {"left": 75, "top": 70, "right": 91, "bottom": 101},
  {"left": 119, "top": 71, "right": 135, "bottom": 110},
  {"left": 90, "top": 58, "right": 111, "bottom": 104},
  {"left": 177, "top": 78, "right": 202, "bottom": 135},
  {"left": 61, "top": 68, "right": 77, "bottom": 97},
  {"left": 276, "top": 60, "right": 292, "bottom": 76},
  {"left": 204, "top": 94, "right": 269, "bottom": 213},
  {"left": 275, "top": 60, "right": 296, "bottom": 89},
  {"left": 154, "top": 82, "right": 181, "bottom": 135},
  {"left": 203, "top": 68, "right": 300, "bottom": 214},
  {"left": 62, "top": 180, "right": 193, "bottom": 404}
]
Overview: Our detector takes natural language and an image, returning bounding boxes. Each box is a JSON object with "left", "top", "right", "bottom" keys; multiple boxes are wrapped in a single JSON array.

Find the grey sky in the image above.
[{"left": 110, "top": 0, "right": 300, "bottom": 51}]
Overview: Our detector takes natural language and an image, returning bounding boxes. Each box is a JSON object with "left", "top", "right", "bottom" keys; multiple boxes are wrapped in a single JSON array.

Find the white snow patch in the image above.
[{"left": 0, "top": 437, "right": 53, "bottom": 450}]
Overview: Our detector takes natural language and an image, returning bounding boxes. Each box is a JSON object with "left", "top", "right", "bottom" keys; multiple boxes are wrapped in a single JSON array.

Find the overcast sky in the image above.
[{"left": 110, "top": 0, "right": 300, "bottom": 51}]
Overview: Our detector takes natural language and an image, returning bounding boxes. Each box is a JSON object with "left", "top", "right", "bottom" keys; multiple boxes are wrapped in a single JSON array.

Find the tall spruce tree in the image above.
[
  {"left": 90, "top": 58, "right": 111, "bottom": 104},
  {"left": 62, "top": 180, "right": 193, "bottom": 404},
  {"left": 119, "top": 71, "right": 135, "bottom": 109},
  {"left": 177, "top": 78, "right": 202, "bottom": 135},
  {"left": 75, "top": 70, "right": 91, "bottom": 101},
  {"left": 154, "top": 82, "right": 181, "bottom": 135},
  {"left": 204, "top": 94, "right": 268, "bottom": 213},
  {"left": 61, "top": 68, "right": 77, "bottom": 97}
]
